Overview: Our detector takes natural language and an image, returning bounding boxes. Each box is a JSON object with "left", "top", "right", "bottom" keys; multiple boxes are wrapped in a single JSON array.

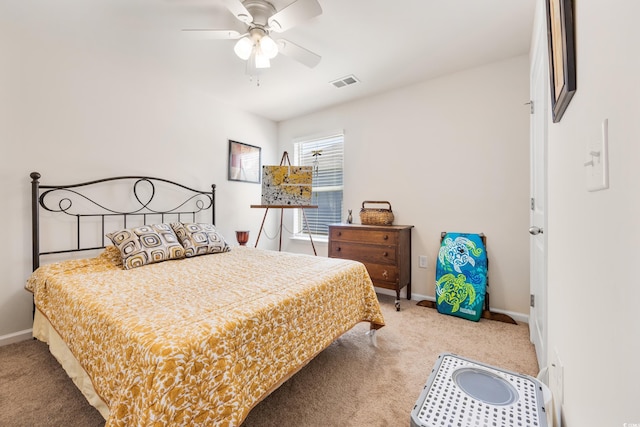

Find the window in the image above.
[{"left": 293, "top": 132, "right": 344, "bottom": 239}]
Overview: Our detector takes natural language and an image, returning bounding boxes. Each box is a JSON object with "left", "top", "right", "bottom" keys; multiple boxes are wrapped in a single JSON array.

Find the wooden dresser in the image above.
[{"left": 328, "top": 224, "right": 413, "bottom": 311}]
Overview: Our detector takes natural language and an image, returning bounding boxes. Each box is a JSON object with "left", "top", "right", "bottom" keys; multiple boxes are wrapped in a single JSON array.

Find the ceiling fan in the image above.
[{"left": 183, "top": 0, "right": 323, "bottom": 76}]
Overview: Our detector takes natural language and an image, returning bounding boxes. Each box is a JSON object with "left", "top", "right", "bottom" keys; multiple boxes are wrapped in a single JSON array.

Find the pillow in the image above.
[
  {"left": 170, "top": 222, "right": 230, "bottom": 257},
  {"left": 106, "top": 223, "right": 185, "bottom": 269}
]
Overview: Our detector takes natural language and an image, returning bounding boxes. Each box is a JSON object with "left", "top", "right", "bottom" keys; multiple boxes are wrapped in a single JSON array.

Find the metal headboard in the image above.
[{"left": 30, "top": 171, "right": 216, "bottom": 271}]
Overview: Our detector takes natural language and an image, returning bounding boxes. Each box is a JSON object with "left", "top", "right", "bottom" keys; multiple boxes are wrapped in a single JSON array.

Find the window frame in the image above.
[{"left": 291, "top": 131, "right": 344, "bottom": 241}]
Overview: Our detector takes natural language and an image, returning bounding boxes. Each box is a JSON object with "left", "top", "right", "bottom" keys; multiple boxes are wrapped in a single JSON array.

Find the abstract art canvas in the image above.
[{"left": 261, "top": 166, "right": 313, "bottom": 206}]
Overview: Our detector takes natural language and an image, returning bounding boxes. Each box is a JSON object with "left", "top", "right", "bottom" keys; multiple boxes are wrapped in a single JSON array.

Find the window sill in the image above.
[{"left": 290, "top": 234, "right": 328, "bottom": 244}]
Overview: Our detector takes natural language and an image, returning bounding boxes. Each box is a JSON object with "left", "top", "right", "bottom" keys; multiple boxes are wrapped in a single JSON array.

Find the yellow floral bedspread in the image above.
[{"left": 26, "top": 246, "right": 385, "bottom": 426}]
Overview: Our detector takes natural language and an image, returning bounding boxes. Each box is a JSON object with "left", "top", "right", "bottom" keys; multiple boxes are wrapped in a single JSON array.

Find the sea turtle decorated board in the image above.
[{"left": 435, "top": 232, "right": 487, "bottom": 321}]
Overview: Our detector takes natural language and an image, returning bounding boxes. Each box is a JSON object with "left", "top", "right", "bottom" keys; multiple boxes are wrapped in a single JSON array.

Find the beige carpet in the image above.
[{"left": 0, "top": 294, "right": 538, "bottom": 426}]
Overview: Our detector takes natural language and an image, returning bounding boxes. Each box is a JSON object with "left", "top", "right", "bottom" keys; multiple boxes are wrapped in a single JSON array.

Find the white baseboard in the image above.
[
  {"left": 375, "top": 288, "right": 529, "bottom": 324},
  {"left": 0, "top": 329, "right": 33, "bottom": 347}
]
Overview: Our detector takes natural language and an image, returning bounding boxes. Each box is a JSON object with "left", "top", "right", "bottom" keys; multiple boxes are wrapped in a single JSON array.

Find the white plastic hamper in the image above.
[{"left": 410, "top": 353, "right": 549, "bottom": 427}]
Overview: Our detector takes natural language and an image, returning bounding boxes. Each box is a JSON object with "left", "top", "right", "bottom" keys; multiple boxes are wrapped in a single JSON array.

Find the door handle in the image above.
[{"left": 529, "top": 226, "right": 543, "bottom": 235}]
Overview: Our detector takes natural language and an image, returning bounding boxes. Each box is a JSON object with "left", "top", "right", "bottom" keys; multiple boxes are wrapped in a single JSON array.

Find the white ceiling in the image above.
[{"left": 2, "top": 0, "right": 536, "bottom": 122}]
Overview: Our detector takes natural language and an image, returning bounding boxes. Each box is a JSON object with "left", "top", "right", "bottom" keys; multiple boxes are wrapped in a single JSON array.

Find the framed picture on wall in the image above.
[
  {"left": 228, "top": 140, "right": 261, "bottom": 183},
  {"left": 545, "top": 0, "right": 576, "bottom": 123}
]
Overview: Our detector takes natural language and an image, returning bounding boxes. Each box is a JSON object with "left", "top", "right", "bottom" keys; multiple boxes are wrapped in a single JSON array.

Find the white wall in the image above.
[
  {"left": 0, "top": 17, "right": 278, "bottom": 340},
  {"left": 544, "top": 1, "right": 640, "bottom": 425},
  {"left": 278, "top": 56, "right": 531, "bottom": 318}
]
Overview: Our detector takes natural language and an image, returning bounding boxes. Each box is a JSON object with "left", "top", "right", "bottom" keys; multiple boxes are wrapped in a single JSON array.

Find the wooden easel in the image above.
[{"left": 251, "top": 152, "right": 318, "bottom": 255}]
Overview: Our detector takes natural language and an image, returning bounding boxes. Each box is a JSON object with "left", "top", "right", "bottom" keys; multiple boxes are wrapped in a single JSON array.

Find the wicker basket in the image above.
[{"left": 359, "top": 201, "right": 394, "bottom": 225}]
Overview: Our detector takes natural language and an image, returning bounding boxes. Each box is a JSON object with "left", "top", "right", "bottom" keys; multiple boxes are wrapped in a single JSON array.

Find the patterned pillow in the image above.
[
  {"left": 171, "top": 222, "right": 230, "bottom": 257},
  {"left": 106, "top": 223, "right": 185, "bottom": 269}
]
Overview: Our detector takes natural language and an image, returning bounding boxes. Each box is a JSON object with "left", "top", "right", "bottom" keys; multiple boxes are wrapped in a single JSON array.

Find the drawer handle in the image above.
[
  {"left": 383, "top": 235, "right": 389, "bottom": 240},
  {"left": 338, "top": 231, "right": 342, "bottom": 236},
  {"left": 336, "top": 247, "right": 342, "bottom": 252},
  {"left": 382, "top": 251, "right": 388, "bottom": 257},
  {"left": 382, "top": 270, "right": 389, "bottom": 279}
]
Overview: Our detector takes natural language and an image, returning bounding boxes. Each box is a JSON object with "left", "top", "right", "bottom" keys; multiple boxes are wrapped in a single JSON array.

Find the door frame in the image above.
[{"left": 529, "top": 0, "right": 549, "bottom": 374}]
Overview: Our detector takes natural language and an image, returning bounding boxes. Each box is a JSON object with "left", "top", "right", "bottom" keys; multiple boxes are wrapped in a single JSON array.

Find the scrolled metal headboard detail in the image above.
[{"left": 31, "top": 171, "right": 216, "bottom": 271}]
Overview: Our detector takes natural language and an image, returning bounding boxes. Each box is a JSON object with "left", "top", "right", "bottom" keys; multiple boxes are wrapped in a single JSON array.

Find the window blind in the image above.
[{"left": 293, "top": 133, "right": 344, "bottom": 237}]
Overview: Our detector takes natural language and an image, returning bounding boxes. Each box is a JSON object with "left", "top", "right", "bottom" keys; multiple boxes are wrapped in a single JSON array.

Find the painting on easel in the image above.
[{"left": 261, "top": 165, "right": 313, "bottom": 205}]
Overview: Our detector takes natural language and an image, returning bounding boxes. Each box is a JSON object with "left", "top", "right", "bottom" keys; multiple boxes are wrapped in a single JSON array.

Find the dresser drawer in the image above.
[
  {"left": 329, "top": 241, "right": 396, "bottom": 265},
  {"left": 363, "top": 262, "right": 399, "bottom": 284},
  {"left": 329, "top": 227, "right": 398, "bottom": 245}
]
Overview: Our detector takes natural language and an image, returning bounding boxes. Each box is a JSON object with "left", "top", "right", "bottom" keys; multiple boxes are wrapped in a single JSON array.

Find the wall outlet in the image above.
[{"left": 419, "top": 255, "right": 428, "bottom": 269}]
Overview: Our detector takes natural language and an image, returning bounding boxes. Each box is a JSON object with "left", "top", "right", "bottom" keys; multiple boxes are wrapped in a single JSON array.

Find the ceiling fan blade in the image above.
[
  {"left": 268, "top": 0, "right": 322, "bottom": 32},
  {"left": 181, "top": 29, "right": 243, "bottom": 40},
  {"left": 221, "top": 0, "right": 253, "bottom": 23},
  {"left": 277, "top": 39, "right": 321, "bottom": 68}
]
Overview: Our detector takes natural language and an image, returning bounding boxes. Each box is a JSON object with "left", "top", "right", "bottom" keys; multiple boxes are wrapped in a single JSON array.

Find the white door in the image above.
[{"left": 529, "top": 9, "right": 548, "bottom": 373}]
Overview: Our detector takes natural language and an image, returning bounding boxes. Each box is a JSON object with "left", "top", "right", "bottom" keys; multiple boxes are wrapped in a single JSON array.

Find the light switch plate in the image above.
[{"left": 585, "top": 119, "right": 609, "bottom": 192}]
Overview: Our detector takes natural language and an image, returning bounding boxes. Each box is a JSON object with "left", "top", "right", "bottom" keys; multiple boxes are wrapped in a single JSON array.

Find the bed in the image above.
[{"left": 25, "top": 172, "right": 385, "bottom": 426}]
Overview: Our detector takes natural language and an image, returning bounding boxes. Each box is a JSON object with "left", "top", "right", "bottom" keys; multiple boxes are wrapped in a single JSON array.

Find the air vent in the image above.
[{"left": 330, "top": 75, "right": 360, "bottom": 88}]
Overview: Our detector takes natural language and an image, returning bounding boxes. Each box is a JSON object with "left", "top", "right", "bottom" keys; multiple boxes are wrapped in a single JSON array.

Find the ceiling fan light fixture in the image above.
[
  {"left": 184, "top": 0, "right": 323, "bottom": 81},
  {"left": 253, "top": 50, "right": 271, "bottom": 69},
  {"left": 260, "top": 35, "right": 278, "bottom": 59},
  {"left": 234, "top": 36, "right": 254, "bottom": 60}
]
